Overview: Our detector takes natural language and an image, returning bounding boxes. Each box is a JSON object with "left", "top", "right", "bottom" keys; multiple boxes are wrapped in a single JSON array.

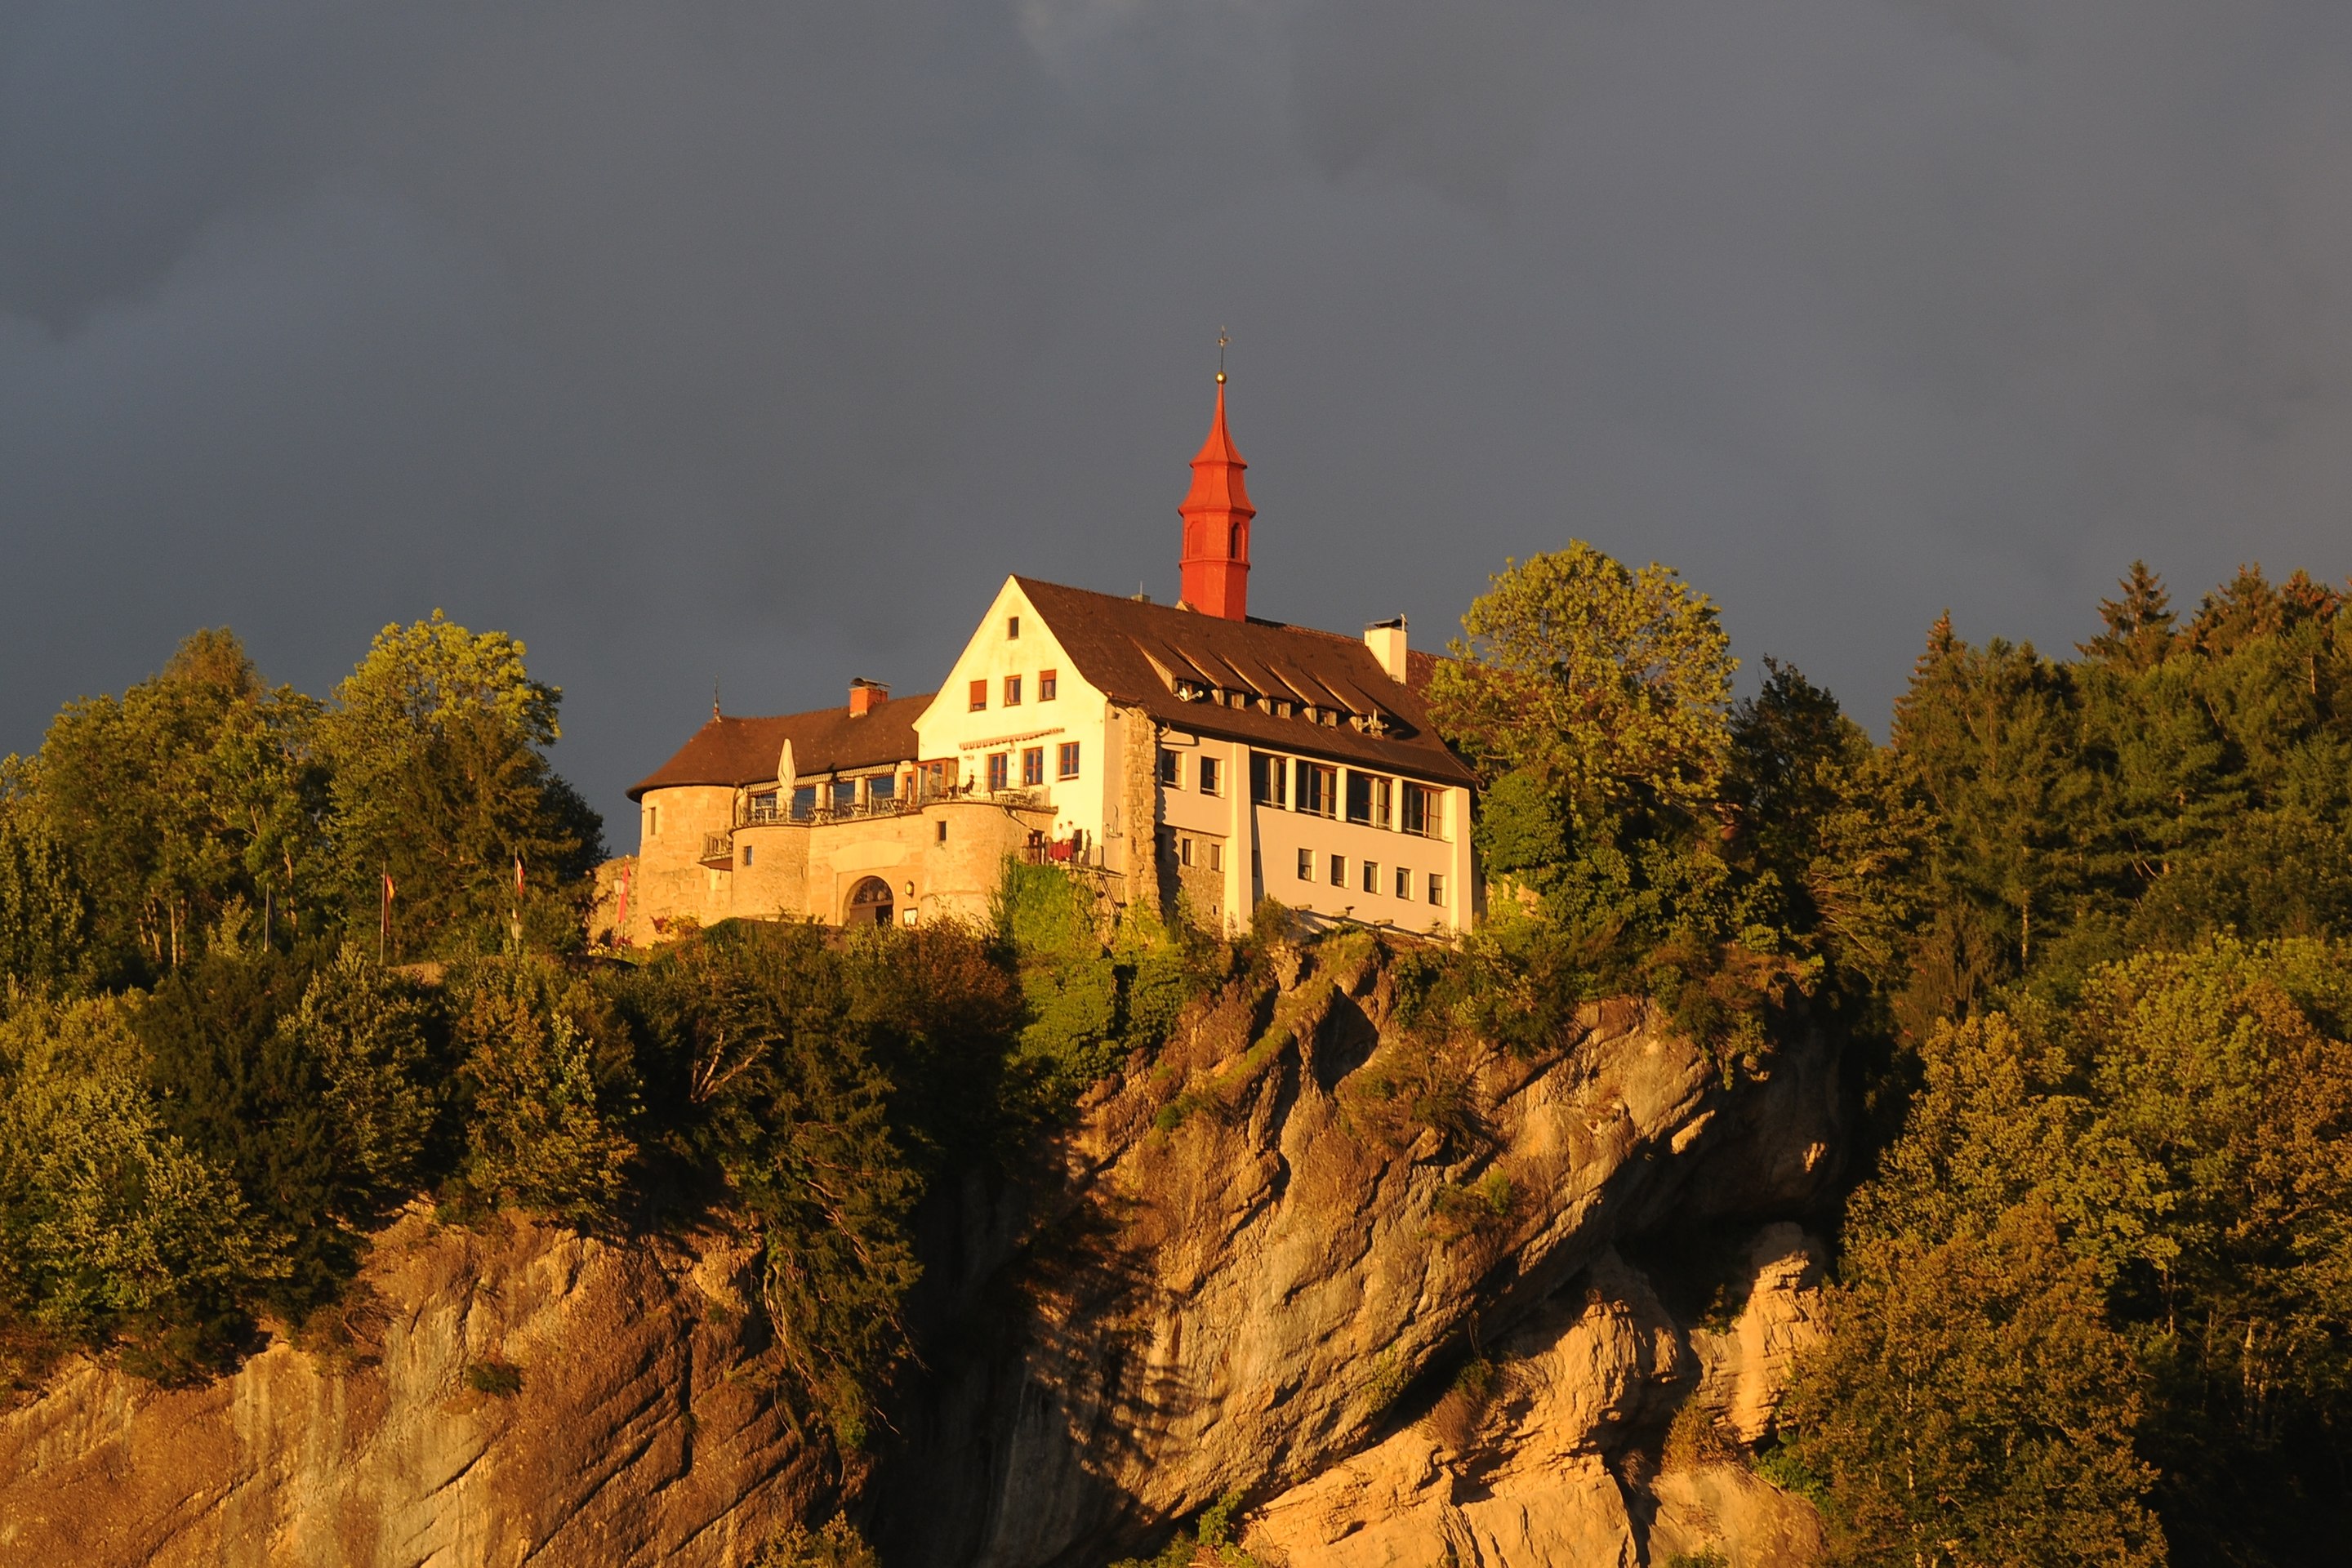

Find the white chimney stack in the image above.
[{"left": 1365, "top": 617, "right": 1408, "bottom": 684}]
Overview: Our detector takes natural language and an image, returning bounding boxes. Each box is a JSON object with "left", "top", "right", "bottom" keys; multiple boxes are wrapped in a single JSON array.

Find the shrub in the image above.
[
  {"left": 452, "top": 957, "right": 637, "bottom": 1227},
  {"left": 0, "top": 999, "right": 286, "bottom": 1370},
  {"left": 465, "top": 1357, "right": 523, "bottom": 1397}
]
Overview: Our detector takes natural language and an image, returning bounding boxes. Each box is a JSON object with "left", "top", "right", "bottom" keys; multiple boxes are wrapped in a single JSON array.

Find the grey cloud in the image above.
[{"left": 4, "top": 0, "right": 2350, "bottom": 829}]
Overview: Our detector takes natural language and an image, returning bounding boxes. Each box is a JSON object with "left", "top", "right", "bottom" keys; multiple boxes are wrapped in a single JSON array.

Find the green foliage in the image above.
[
  {"left": 1793, "top": 937, "right": 2352, "bottom": 1565},
  {"left": 748, "top": 1517, "right": 880, "bottom": 1568},
  {"left": 0, "top": 999, "right": 286, "bottom": 1371},
  {"left": 0, "top": 768, "right": 96, "bottom": 1000},
  {"left": 993, "top": 861, "right": 1220, "bottom": 1098},
  {"left": 1107, "top": 1490, "right": 1263, "bottom": 1568},
  {"left": 133, "top": 947, "right": 380, "bottom": 1321},
  {"left": 316, "top": 612, "right": 602, "bottom": 960},
  {"left": 465, "top": 1358, "right": 523, "bottom": 1397},
  {"left": 34, "top": 629, "right": 325, "bottom": 977},
  {"left": 1784, "top": 1204, "right": 2166, "bottom": 1567},
  {"left": 452, "top": 956, "right": 636, "bottom": 1227},
  {"left": 1429, "top": 541, "right": 1736, "bottom": 824},
  {"left": 610, "top": 923, "right": 926, "bottom": 1441},
  {"left": 283, "top": 947, "right": 444, "bottom": 1205}
]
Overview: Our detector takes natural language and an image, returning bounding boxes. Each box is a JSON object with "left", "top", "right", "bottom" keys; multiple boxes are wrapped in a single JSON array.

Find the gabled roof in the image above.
[
  {"left": 629, "top": 693, "right": 931, "bottom": 800},
  {"left": 1013, "top": 577, "right": 1476, "bottom": 786}
]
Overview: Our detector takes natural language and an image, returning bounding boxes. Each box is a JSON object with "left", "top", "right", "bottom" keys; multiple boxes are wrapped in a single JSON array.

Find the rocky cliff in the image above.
[
  {"left": 0, "top": 935, "right": 1838, "bottom": 1567},
  {"left": 865, "top": 934, "right": 1838, "bottom": 1567},
  {"left": 0, "top": 1210, "right": 830, "bottom": 1566}
]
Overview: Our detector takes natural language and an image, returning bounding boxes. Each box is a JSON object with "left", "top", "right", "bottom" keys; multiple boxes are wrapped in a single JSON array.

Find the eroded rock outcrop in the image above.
[
  {"left": 0, "top": 1209, "right": 828, "bottom": 1567},
  {"left": 869, "top": 938, "right": 1839, "bottom": 1567},
  {"left": 1242, "top": 1237, "right": 1827, "bottom": 1568}
]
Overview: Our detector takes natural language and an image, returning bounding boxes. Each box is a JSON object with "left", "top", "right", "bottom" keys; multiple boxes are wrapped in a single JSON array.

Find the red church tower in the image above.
[{"left": 1178, "top": 370, "right": 1254, "bottom": 621}]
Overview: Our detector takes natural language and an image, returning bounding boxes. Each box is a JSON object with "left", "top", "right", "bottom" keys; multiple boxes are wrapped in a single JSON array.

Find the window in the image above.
[
  {"left": 742, "top": 844, "right": 755, "bottom": 868},
  {"left": 1250, "top": 751, "right": 1287, "bottom": 806},
  {"left": 1179, "top": 835, "right": 1194, "bottom": 867},
  {"left": 1022, "top": 746, "right": 1045, "bottom": 786},
  {"left": 791, "top": 786, "right": 816, "bottom": 821},
  {"left": 1296, "top": 847, "right": 1313, "bottom": 880},
  {"left": 1428, "top": 873, "right": 1446, "bottom": 907},
  {"left": 1328, "top": 853, "right": 1346, "bottom": 887},
  {"left": 1004, "top": 674, "right": 1023, "bottom": 706},
  {"left": 969, "top": 679, "right": 987, "bottom": 712},
  {"left": 1199, "top": 755, "right": 1222, "bottom": 796},
  {"left": 1007, "top": 614, "right": 1021, "bottom": 639},
  {"left": 1373, "top": 777, "right": 1393, "bottom": 830},
  {"left": 1057, "top": 742, "right": 1080, "bottom": 779},
  {"left": 1159, "top": 748, "right": 1180, "bottom": 786},
  {"left": 831, "top": 778, "right": 858, "bottom": 812},
  {"left": 1040, "top": 669, "right": 1058, "bottom": 701},
  {"left": 1345, "top": 771, "right": 1373, "bottom": 825},
  {"left": 987, "top": 753, "right": 1009, "bottom": 791},
  {"left": 749, "top": 790, "right": 779, "bottom": 822},
  {"left": 1395, "top": 865, "right": 1410, "bottom": 899},
  {"left": 918, "top": 760, "right": 951, "bottom": 800},
  {"left": 936, "top": 819, "right": 948, "bottom": 844},
  {"left": 646, "top": 805, "right": 660, "bottom": 837},
  {"left": 1208, "top": 842, "right": 1223, "bottom": 872},
  {"left": 1402, "top": 782, "right": 1440, "bottom": 838},
  {"left": 1295, "top": 760, "right": 1337, "bottom": 817},
  {"left": 1361, "top": 860, "right": 1379, "bottom": 894},
  {"left": 867, "top": 774, "right": 895, "bottom": 804}
]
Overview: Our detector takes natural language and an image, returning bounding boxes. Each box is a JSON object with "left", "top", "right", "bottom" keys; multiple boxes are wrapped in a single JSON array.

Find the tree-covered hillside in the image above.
[{"left": 3, "top": 562, "right": 2349, "bottom": 1567}]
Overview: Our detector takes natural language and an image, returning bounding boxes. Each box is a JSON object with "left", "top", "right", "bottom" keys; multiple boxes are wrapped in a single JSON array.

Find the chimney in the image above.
[
  {"left": 849, "top": 678, "right": 888, "bottom": 717},
  {"left": 1365, "top": 617, "right": 1409, "bottom": 684}
]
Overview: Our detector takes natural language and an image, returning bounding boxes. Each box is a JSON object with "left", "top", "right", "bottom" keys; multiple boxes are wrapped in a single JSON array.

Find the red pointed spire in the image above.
[{"left": 1178, "top": 373, "right": 1254, "bottom": 619}]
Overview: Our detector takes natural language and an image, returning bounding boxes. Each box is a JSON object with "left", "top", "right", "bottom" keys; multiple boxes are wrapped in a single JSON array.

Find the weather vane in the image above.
[{"left": 1217, "top": 327, "right": 1227, "bottom": 385}]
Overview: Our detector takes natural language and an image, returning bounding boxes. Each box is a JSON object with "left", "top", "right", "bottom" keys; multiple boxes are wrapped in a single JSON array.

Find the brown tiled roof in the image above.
[
  {"left": 628, "top": 693, "right": 930, "bottom": 800},
  {"left": 1015, "top": 577, "right": 1476, "bottom": 786}
]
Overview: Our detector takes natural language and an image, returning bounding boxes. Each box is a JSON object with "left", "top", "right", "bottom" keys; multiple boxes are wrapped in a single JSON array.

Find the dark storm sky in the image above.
[{"left": 7, "top": 1, "right": 2352, "bottom": 831}]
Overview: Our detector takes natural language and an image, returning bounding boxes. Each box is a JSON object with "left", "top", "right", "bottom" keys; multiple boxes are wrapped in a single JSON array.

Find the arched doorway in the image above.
[{"left": 844, "top": 876, "right": 894, "bottom": 928}]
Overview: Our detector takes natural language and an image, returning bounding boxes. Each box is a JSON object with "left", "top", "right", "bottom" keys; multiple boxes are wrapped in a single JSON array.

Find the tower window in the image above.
[
  {"left": 646, "top": 804, "right": 660, "bottom": 838},
  {"left": 969, "top": 679, "right": 987, "bottom": 712},
  {"left": 936, "top": 819, "right": 948, "bottom": 844},
  {"left": 742, "top": 844, "right": 755, "bottom": 868}
]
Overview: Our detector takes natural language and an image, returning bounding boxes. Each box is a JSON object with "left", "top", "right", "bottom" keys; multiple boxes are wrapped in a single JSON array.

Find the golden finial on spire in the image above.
[{"left": 1217, "top": 327, "right": 1227, "bottom": 385}]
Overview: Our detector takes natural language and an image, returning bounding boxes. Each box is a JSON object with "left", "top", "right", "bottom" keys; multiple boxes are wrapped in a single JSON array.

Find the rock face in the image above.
[
  {"left": 0, "top": 938, "right": 1837, "bottom": 1568},
  {"left": 867, "top": 937, "right": 1839, "bottom": 1567},
  {"left": 1242, "top": 1239, "right": 1828, "bottom": 1568},
  {"left": 0, "top": 1210, "right": 827, "bottom": 1567}
]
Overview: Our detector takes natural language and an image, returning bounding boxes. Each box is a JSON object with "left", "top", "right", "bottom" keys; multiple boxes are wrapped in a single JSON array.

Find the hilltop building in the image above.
[{"left": 605, "top": 378, "right": 1479, "bottom": 941}]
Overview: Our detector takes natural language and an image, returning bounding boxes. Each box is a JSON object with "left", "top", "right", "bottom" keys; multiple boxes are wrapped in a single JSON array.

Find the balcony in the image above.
[{"left": 697, "top": 831, "right": 734, "bottom": 869}]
